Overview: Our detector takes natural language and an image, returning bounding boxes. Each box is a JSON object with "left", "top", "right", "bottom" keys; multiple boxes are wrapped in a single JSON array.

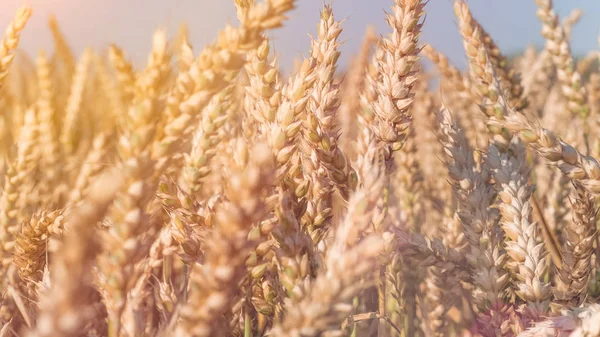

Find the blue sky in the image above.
[{"left": 1, "top": 0, "right": 599, "bottom": 70}]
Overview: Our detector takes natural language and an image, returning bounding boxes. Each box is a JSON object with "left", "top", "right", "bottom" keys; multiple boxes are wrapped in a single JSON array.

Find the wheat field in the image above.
[{"left": 1, "top": 0, "right": 600, "bottom": 336}]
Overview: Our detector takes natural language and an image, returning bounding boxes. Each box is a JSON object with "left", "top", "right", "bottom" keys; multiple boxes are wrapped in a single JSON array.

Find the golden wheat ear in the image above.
[
  {"left": 177, "top": 141, "right": 275, "bottom": 337},
  {"left": 28, "top": 172, "right": 122, "bottom": 337},
  {"left": 0, "top": 6, "right": 32, "bottom": 89}
]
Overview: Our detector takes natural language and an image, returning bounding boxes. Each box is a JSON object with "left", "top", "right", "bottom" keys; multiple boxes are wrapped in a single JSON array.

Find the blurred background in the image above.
[{"left": 1, "top": 0, "right": 598, "bottom": 71}]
